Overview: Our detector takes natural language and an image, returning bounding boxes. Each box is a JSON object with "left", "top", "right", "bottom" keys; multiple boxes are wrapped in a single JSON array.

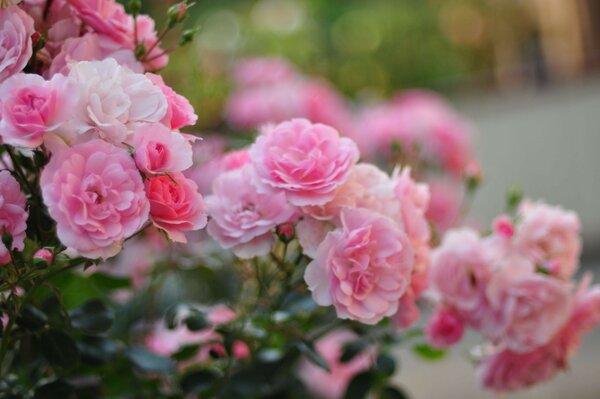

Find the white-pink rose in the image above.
[
  {"left": 206, "top": 165, "right": 296, "bottom": 258},
  {"left": 130, "top": 123, "right": 193, "bottom": 174},
  {"left": 0, "top": 73, "right": 73, "bottom": 148},
  {"left": 0, "top": 6, "right": 34, "bottom": 83},
  {"left": 486, "top": 257, "right": 571, "bottom": 352},
  {"left": 250, "top": 118, "right": 359, "bottom": 206},
  {"left": 145, "top": 173, "right": 207, "bottom": 243},
  {"left": 305, "top": 208, "right": 414, "bottom": 325},
  {"left": 40, "top": 139, "right": 149, "bottom": 259},
  {"left": 65, "top": 58, "right": 167, "bottom": 144},
  {"left": 514, "top": 200, "right": 581, "bottom": 279},
  {"left": 146, "top": 73, "right": 197, "bottom": 130},
  {"left": 297, "top": 329, "right": 374, "bottom": 399},
  {"left": 0, "top": 171, "right": 28, "bottom": 264}
]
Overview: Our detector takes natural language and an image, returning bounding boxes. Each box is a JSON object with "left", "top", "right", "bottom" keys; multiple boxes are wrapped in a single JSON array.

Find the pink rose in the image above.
[
  {"left": 0, "top": 171, "right": 28, "bottom": 264},
  {"left": 296, "top": 216, "right": 332, "bottom": 258},
  {"left": 183, "top": 136, "right": 227, "bottom": 195},
  {"left": 486, "top": 257, "right": 571, "bottom": 352},
  {"left": 305, "top": 208, "right": 414, "bottom": 324},
  {"left": 220, "top": 149, "right": 251, "bottom": 171},
  {"left": 302, "top": 163, "right": 399, "bottom": 222},
  {"left": 145, "top": 172, "right": 207, "bottom": 243},
  {"left": 430, "top": 228, "right": 492, "bottom": 313},
  {"left": 569, "top": 273, "right": 600, "bottom": 334},
  {"left": 0, "top": 6, "right": 34, "bottom": 83},
  {"left": 48, "top": 33, "right": 143, "bottom": 77},
  {"left": 233, "top": 57, "right": 297, "bottom": 87},
  {"left": 425, "top": 307, "right": 465, "bottom": 348},
  {"left": 146, "top": 73, "right": 197, "bottom": 130},
  {"left": 135, "top": 15, "right": 168, "bottom": 70},
  {"left": 40, "top": 139, "right": 149, "bottom": 259},
  {"left": 476, "top": 338, "right": 570, "bottom": 392},
  {"left": 514, "top": 200, "right": 581, "bottom": 279},
  {"left": 130, "top": 123, "right": 193, "bottom": 174},
  {"left": 65, "top": 58, "right": 167, "bottom": 144},
  {"left": 297, "top": 329, "right": 374, "bottom": 399},
  {"left": 0, "top": 73, "right": 74, "bottom": 148},
  {"left": 425, "top": 177, "right": 464, "bottom": 232},
  {"left": 33, "top": 248, "right": 54, "bottom": 265},
  {"left": 250, "top": 118, "right": 359, "bottom": 206},
  {"left": 391, "top": 287, "right": 420, "bottom": 329},
  {"left": 206, "top": 165, "right": 296, "bottom": 258}
]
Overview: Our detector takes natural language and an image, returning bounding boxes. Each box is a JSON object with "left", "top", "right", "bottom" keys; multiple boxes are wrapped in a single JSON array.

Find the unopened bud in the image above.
[
  {"left": 167, "top": 2, "right": 188, "bottom": 28},
  {"left": 128, "top": 0, "right": 142, "bottom": 16},
  {"left": 180, "top": 28, "right": 197, "bottom": 46},
  {"left": 506, "top": 186, "right": 523, "bottom": 213},
  {"left": 276, "top": 223, "right": 295, "bottom": 244},
  {"left": 33, "top": 248, "right": 53, "bottom": 267}
]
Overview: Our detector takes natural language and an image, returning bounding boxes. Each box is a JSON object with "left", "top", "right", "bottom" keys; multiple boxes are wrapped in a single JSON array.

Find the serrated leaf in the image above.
[
  {"left": 340, "top": 340, "right": 368, "bottom": 363},
  {"left": 297, "top": 341, "right": 330, "bottom": 373},
  {"left": 125, "top": 346, "right": 175, "bottom": 373},
  {"left": 343, "top": 371, "right": 374, "bottom": 399},
  {"left": 78, "top": 336, "right": 118, "bottom": 366},
  {"left": 17, "top": 305, "right": 47, "bottom": 331},
  {"left": 69, "top": 299, "right": 113, "bottom": 334}
]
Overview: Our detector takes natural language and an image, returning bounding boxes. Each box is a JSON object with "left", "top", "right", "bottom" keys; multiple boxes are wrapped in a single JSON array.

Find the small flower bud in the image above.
[
  {"left": 167, "top": 2, "right": 188, "bottom": 28},
  {"left": 33, "top": 248, "right": 53, "bottom": 267},
  {"left": 179, "top": 28, "right": 197, "bottom": 46},
  {"left": 276, "top": 223, "right": 295, "bottom": 244},
  {"left": 128, "top": 0, "right": 142, "bottom": 16}
]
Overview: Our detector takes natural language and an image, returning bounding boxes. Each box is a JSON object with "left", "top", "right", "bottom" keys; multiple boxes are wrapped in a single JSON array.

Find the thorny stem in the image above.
[
  {"left": 3, "top": 146, "right": 35, "bottom": 195},
  {"left": 140, "top": 27, "right": 171, "bottom": 62}
]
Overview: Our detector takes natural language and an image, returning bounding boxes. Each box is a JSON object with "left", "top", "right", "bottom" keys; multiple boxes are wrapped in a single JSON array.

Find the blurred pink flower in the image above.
[
  {"left": 250, "top": 118, "right": 359, "bottom": 206},
  {"left": 233, "top": 57, "right": 297, "bottom": 88},
  {"left": 515, "top": 200, "right": 581, "bottom": 279},
  {"left": 425, "top": 307, "right": 465, "bottom": 348},
  {"left": 305, "top": 208, "right": 414, "bottom": 324},
  {"left": 40, "top": 139, "right": 149, "bottom": 259},
  {"left": 0, "top": 171, "right": 28, "bottom": 264},
  {"left": 146, "top": 173, "right": 207, "bottom": 243},
  {"left": 206, "top": 165, "right": 296, "bottom": 258},
  {"left": 297, "top": 329, "right": 374, "bottom": 399},
  {"left": 0, "top": 6, "right": 34, "bottom": 83}
]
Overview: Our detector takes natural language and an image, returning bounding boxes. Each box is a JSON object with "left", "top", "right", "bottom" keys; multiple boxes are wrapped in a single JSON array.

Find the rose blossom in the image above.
[
  {"left": 305, "top": 208, "right": 414, "bottom": 324},
  {"left": 0, "top": 73, "right": 75, "bottom": 148},
  {"left": 130, "top": 123, "right": 193, "bottom": 174},
  {"left": 33, "top": 248, "right": 54, "bottom": 266},
  {"left": 0, "top": 171, "right": 28, "bottom": 264},
  {"left": 206, "top": 165, "right": 296, "bottom": 259},
  {"left": 66, "top": 0, "right": 131, "bottom": 46},
  {"left": 145, "top": 173, "right": 207, "bottom": 243},
  {"left": 514, "top": 200, "right": 581, "bottom": 279},
  {"left": 250, "top": 118, "right": 359, "bottom": 206},
  {"left": 40, "top": 139, "right": 149, "bottom": 259},
  {"left": 430, "top": 228, "right": 492, "bottom": 313},
  {"left": 233, "top": 57, "right": 297, "bottom": 87},
  {"left": 0, "top": 6, "right": 34, "bottom": 83},
  {"left": 146, "top": 73, "right": 197, "bottom": 130},
  {"left": 297, "top": 329, "right": 374, "bottom": 399},
  {"left": 486, "top": 256, "right": 571, "bottom": 352},
  {"left": 425, "top": 307, "right": 465, "bottom": 348},
  {"left": 65, "top": 58, "right": 167, "bottom": 144},
  {"left": 48, "top": 33, "right": 143, "bottom": 77}
]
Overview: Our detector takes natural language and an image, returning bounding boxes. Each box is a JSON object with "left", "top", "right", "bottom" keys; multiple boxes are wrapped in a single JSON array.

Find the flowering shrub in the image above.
[{"left": 0, "top": 3, "right": 598, "bottom": 399}]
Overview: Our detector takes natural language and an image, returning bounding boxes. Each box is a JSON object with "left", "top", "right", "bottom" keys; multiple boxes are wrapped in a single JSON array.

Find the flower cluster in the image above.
[
  {"left": 225, "top": 57, "right": 479, "bottom": 232},
  {"left": 426, "top": 200, "right": 600, "bottom": 391},
  {"left": 0, "top": 2, "right": 205, "bottom": 260}
]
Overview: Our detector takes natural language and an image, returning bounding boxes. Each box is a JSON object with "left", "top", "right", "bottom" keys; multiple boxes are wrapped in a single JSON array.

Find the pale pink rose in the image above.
[
  {"left": 476, "top": 338, "right": 570, "bottom": 392},
  {"left": 130, "top": 123, "right": 193, "bottom": 174},
  {"left": 0, "top": 171, "right": 28, "bottom": 264},
  {"left": 183, "top": 136, "right": 228, "bottom": 195},
  {"left": 302, "top": 163, "right": 399, "bottom": 222},
  {"left": 425, "top": 177, "right": 464, "bottom": 231},
  {"left": 486, "top": 257, "right": 571, "bottom": 352},
  {"left": 48, "top": 33, "right": 142, "bottom": 77},
  {"left": 568, "top": 273, "right": 600, "bottom": 334},
  {"left": 425, "top": 307, "right": 465, "bottom": 348},
  {"left": 305, "top": 208, "right": 414, "bottom": 324},
  {"left": 67, "top": 0, "right": 131, "bottom": 45},
  {"left": 302, "top": 80, "right": 353, "bottom": 134},
  {"left": 146, "top": 73, "right": 197, "bottom": 129},
  {"left": 514, "top": 200, "right": 581, "bottom": 279},
  {"left": 40, "top": 139, "right": 149, "bottom": 259},
  {"left": 296, "top": 216, "right": 333, "bottom": 258},
  {"left": 65, "top": 58, "right": 167, "bottom": 144},
  {"left": 297, "top": 329, "right": 374, "bottom": 399},
  {"left": 233, "top": 57, "right": 297, "bottom": 87},
  {"left": 220, "top": 149, "right": 251, "bottom": 171},
  {"left": 492, "top": 214, "right": 514, "bottom": 238},
  {"left": 430, "top": 228, "right": 492, "bottom": 313},
  {"left": 250, "top": 118, "right": 359, "bottom": 206},
  {"left": 145, "top": 173, "right": 207, "bottom": 243},
  {"left": 0, "top": 73, "right": 75, "bottom": 148},
  {"left": 390, "top": 287, "right": 420, "bottom": 329},
  {"left": 206, "top": 165, "right": 296, "bottom": 258},
  {"left": 0, "top": 6, "right": 34, "bottom": 83}
]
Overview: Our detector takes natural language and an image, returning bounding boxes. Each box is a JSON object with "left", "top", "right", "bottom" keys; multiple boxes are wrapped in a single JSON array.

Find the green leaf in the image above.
[
  {"left": 78, "top": 336, "right": 119, "bottom": 366},
  {"left": 17, "top": 305, "right": 48, "bottom": 331},
  {"left": 412, "top": 344, "right": 446, "bottom": 361},
  {"left": 69, "top": 299, "right": 113, "bottom": 334},
  {"left": 180, "top": 369, "right": 220, "bottom": 394},
  {"left": 41, "top": 329, "right": 79, "bottom": 369},
  {"left": 184, "top": 310, "right": 210, "bottom": 331},
  {"left": 378, "top": 386, "right": 409, "bottom": 399},
  {"left": 343, "top": 371, "right": 375, "bottom": 399},
  {"left": 297, "top": 341, "right": 330, "bottom": 372},
  {"left": 375, "top": 353, "right": 396, "bottom": 377},
  {"left": 125, "top": 346, "right": 175, "bottom": 374},
  {"left": 172, "top": 344, "right": 200, "bottom": 362},
  {"left": 340, "top": 340, "right": 368, "bottom": 363}
]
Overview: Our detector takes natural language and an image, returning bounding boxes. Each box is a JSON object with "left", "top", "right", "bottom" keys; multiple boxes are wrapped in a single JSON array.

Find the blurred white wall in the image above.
[{"left": 456, "top": 77, "right": 600, "bottom": 255}]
